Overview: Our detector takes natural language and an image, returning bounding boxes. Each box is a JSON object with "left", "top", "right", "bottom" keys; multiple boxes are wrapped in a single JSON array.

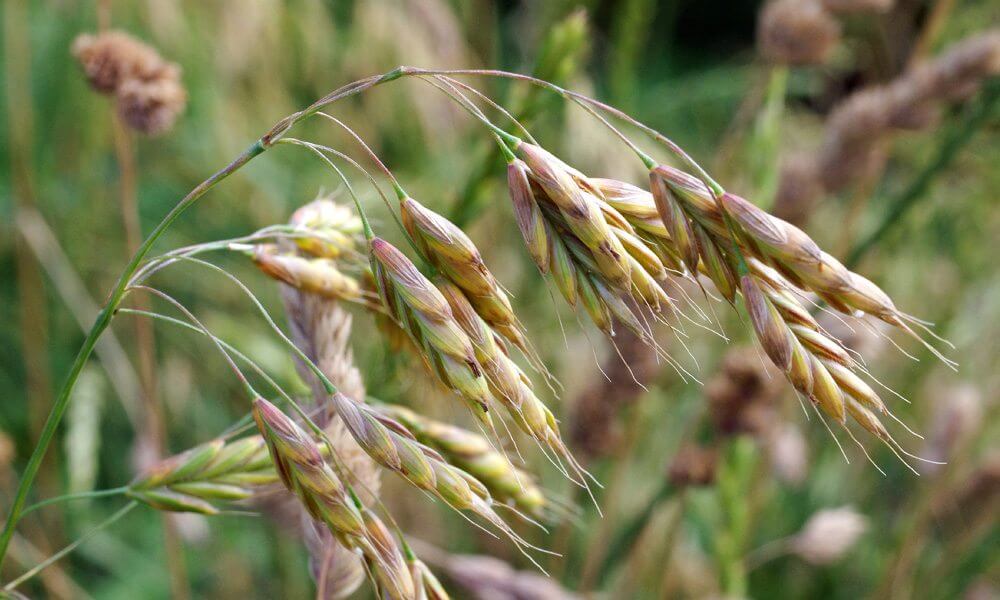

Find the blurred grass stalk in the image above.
[
  {"left": 847, "top": 79, "right": 1000, "bottom": 268},
  {"left": 102, "top": 31, "right": 186, "bottom": 595},
  {"left": 713, "top": 437, "right": 757, "bottom": 598},
  {"left": 3, "top": 0, "right": 63, "bottom": 558}
]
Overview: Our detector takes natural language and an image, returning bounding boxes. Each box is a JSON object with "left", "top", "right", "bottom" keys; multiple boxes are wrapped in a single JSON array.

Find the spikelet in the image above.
[
  {"left": 399, "top": 195, "right": 533, "bottom": 358},
  {"left": 369, "top": 237, "right": 492, "bottom": 426},
  {"left": 289, "top": 198, "right": 364, "bottom": 259},
  {"left": 506, "top": 157, "right": 673, "bottom": 344},
  {"left": 252, "top": 399, "right": 415, "bottom": 600},
  {"left": 253, "top": 245, "right": 362, "bottom": 302},
  {"left": 434, "top": 279, "right": 592, "bottom": 482},
  {"left": 378, "top": 404, "right": 546, "bottom": 518},
  {"left": 328, "top": 392, "right": 534, "bottom": 542},
  {"left": 650, "top": 163, "right": 945, "bottom": 349},
  {"left": 739, "top": 268, "right": 905, "bottom": 441},
  {"left": 127, "top": 436, "right": 276, "bottom": 515},
  {"left": 514, "top": 142, "right": 632, "bottom": 292}
]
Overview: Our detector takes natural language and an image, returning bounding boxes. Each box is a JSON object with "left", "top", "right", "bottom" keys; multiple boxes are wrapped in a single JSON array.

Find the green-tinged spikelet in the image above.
[{"left": 127, "top": 437, "right": 275, "bottom": 514}]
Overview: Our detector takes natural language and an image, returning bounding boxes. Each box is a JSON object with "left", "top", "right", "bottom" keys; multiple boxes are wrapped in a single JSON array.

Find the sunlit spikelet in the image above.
[
  {"left": 253, "top": 246, "right": 362, "bottom": 302},
  {"left": 378, "top": 404, "right": 547, "bottom": 518},
  {"left": 369, "top": 237, "right": 493, "bottom": 425},
  {"left": 399, "top": 196, "right": 535, "bottom": 359}
]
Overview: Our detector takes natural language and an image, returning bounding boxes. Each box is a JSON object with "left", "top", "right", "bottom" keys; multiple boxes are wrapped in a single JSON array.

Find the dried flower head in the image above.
[
  {"left": 767, "top": 424, "right": 809, "bottom": 485},
  {"left": 772, "top": 156, "right": 823, "bottom": 226},
  {"left": 71, "top": 31, "right": 171, "bottom": 93},
  {"left": 707, "top": 347, "right": 783, "bottom": 437},
  {"left": 667, "top": 444, "right": 718, "bottom": 488},
  {"left": 758, "top": 0, "right": 841, "bottom": 66},
  {"left": 791, "top": 506, "right": 868, "bottom": 564},
  {"left": 821, "top": 0, "right": 894, "bottom": 13},
  {"left": 818, "top": 30, "right": 1000, "bottom": 192},
  {"left": 922, "top": 383, "right": 983, "bottom": 472},
  {"left": 72, "top": 30, "right": 187, "bottom": 135},
  {"left": 116, "top": 74, "right": 187, "bottom": 135}
]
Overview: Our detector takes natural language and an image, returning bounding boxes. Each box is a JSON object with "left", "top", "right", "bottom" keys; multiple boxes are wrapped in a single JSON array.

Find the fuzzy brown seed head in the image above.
[
  {"left": 72, "top": 31, "right": 173, "bottom": 93},
  {"left": 758, "top": 0, "right": 841, "bottom": 66},
  {"left": 667, "top": 444, "right": 717, "bottom": 488},
  {"left": 116, "top": 74, "right": 187, "bottom": 135},
  {"left": 707, "top": 348, "right": 783, "bottom": 437}
]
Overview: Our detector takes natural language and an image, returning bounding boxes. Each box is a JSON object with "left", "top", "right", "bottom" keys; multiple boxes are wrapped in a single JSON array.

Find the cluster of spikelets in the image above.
[
  {"left": 496, "top": 133, "right": 951, "bottom": 456},
  {"left": 253, "top": 398, "right": 444, "bottom": 600},
  {"left": 115, "top": 68, "right": 961, "bottom": 597},
  {"left": 72, "top": 30, "right": 187, "bottom": 135},
  {"left": 126, "top": 435, "right": 276, "bottom": 515}
]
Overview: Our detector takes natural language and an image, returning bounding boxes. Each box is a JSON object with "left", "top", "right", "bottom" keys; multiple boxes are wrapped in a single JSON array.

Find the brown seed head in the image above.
[
  {"left": 71, "top": 31, "right": 172, "bottom": 93},
  {"left": 758, "top": 0, "right": 841, "bottom": 66},
  {"left": 116, "top": 74, "right": 187, "bottom": 136}
]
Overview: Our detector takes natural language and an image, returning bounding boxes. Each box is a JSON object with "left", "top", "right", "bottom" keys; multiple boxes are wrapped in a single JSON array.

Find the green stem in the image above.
[
  {"left": 847, "top": 80, "right": 999, "bottom": 268},
  {"left": 597, "top": 479, "right": 675, "bottom": 582},
  {"left": 20, "top": 487, "right": 129, "bottom": 518},
  {"left": 0, "top": 139, "right": 265, "bottom": 567}
]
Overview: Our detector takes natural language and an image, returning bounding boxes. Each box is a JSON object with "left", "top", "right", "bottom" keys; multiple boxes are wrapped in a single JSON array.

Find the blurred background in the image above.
[{"left": 1, "top": 0, "right": 997, "bottom": 598}]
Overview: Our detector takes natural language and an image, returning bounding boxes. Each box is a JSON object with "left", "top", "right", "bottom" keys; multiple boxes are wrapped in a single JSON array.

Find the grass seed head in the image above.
[
  {"left": 127, "top": 437, "right": 275, "bottom": 515},
  {"left": 289, "top": 198, "right": 363, "bottom": 258},
  {"left": 253, "top": 247, "right": 362, "bottom": 302}
]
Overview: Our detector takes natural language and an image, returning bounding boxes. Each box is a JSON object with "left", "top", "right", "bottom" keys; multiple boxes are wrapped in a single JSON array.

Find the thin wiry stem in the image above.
[
  {"left": 399, "top": 67, "right": 725, "bottom": 196},
  {"left": 20, "top": 487, "right": 129, "bottom": 518},
  {"left": 3, "top": 502, "right": 138, "bottom": 592}
]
